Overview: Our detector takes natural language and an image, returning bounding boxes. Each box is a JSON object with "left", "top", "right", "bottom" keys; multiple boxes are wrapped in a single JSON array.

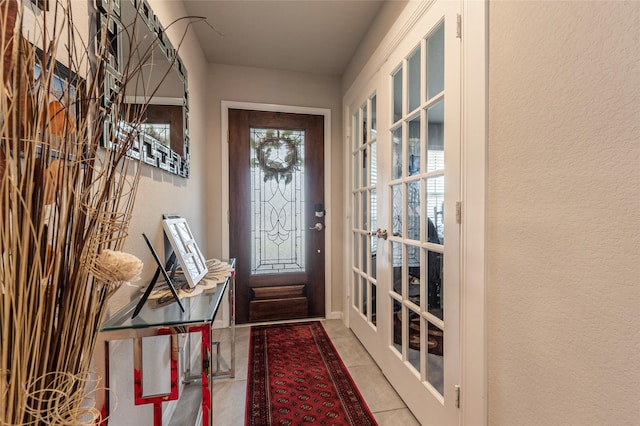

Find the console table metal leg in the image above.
[
  {"left": 211, "top": 272, "right": 236, "bottom": 379},
  {"left": 132, "top": 334, "right": 179, "bottom": 426}
]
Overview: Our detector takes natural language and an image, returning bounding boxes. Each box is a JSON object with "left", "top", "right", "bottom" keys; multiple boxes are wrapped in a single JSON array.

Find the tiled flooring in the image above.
[{"left": 209, "top": 319, "right": 420, "bottom": 426}]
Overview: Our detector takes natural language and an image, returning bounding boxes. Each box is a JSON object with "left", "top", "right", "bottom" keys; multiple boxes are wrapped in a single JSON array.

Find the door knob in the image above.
[
  {"left": 369, "top": 229, "right": 379, "bottom": 237},
  {"left": 309, "top": 222, "right": 324, "bottom": 231},
  {"left": 377, "top": 229, "right": 388, "bottom": 240}
]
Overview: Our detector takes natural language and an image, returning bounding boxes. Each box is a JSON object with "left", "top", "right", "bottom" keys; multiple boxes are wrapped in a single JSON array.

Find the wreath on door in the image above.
[{"left": 251, "top": 131, "right": 303, "bottom": 184}]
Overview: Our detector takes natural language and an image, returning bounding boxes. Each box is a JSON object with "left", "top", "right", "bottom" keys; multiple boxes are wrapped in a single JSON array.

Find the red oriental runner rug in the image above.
[{"left": 245, "top": 322, "right": 377, "bottom": 426}]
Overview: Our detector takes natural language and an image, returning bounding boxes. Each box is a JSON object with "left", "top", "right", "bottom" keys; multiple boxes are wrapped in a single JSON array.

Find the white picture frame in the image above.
[{"left": 162, "top": 217, "right": 208, "bottom": 288}]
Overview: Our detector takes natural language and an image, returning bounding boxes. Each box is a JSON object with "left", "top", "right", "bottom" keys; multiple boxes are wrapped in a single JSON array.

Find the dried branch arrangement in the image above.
[{"left": 0, "top": 0, "right": 173, "bottom": 423}]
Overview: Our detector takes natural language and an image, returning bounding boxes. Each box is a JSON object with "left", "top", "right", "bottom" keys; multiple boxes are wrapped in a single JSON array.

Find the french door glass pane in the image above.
[
  {"left": 427, "top": 100, "right": 444, "bottom": 172},
  {"left": 392, "top": 127, "right": 402, "bottom": 179},
  {"left": 427, "top": 22, "right": 445, "bottom": 100},
  {"left": 362, "top": 147, "right": 368, "bottom": 187},
  {"left": 361, "top": 276, "right": 368, "bottom": 315},
  {"left": 393, "top": 300, "right": 403, "bottom": 352},
  {"left": 353, "top": 192, "right": 359, "bottom": 229},
  {"left": 427, "top": 250, "right": 443, "bottom": 320},
  {"left": 353, "top": 271, "right": 359, "bottom": 309},
  {"left": 426, "top": 175, "right": 445, "bottom": 244},
  {"left": 361, "top": 234, "right": 368, "bottom": 274},
  {"left": 371, "top": 94, "right": 377, "bottom": 137},
  {"left": 353, "top": 152, "right": 359, "bottom": 188},
  {"left": 392, "top": 184, "right": 402, "bottom": 237},
  {"left": 353, "top": 111, "right": 360, "bottom": 149},
  {"left": 371, "top": 284, "right": 377, "bottom": 326},
  {"left": 362, "top": 102, "right": 368, "bottom": 145},
  {"left": 392, "top": 242, "right": 402, "bottom": 295},
  {"left": 362, "top": 191, "right": 368, "bottom": 230},
  {"left": 370, "top": 189, "right": 377, "bottom": 232},
  {"left": 408, "top": 47, "right": 421, "bottom": 112},
  {"left": 371, "top": 142, "right": 378, "bottom": 186},
  {"left": 371, "top": 236, "right": 377, "bottom": 279},
  {"left": 407, "top": 181, "right": 420, "bottom": 241},
  {"left": 250, "top": 128, "right": 305, "bottom": 275},
  {"left": 393, "top": 67, "right": 403, "bottom": 123},
  {"left": 427, "top": 321, "right": 444, "bottom": 395},
  {"left": 353, "top": 231, "right": 359, "bottom": 268},
  {"left": 407, "top": 244, "right": 421, "bottom": 306},
  {"left": 408, "top": 309, "right": 421, "bottom": 373},
  {"left": 408, "top": 116, "right": 421, "bottom": 176}
]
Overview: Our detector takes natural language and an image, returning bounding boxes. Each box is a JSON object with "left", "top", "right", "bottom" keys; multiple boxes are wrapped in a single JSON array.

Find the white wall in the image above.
[
  {"left": 204, "top": 63, "right": 345, "bottom": 312},
  {"left": 488, "top": 1, "right": 640, "bottom": 425},
  {"left": 109, "top": 0, "right": 209, "bottom": 311},
  {"left": 101, "top": 1, "right": 209, "bottom": 424}
]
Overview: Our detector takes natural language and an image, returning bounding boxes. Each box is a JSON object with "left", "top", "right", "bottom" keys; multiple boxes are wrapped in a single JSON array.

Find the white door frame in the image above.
[
  {"left": 342, "top": 1, "right": 487, "bottom": 423},
  {"left": 220, "top": 101, "right": 337, "bottom": 320},
  {"left": 459, "top": 1, "right": 487, "bottom": 424}
]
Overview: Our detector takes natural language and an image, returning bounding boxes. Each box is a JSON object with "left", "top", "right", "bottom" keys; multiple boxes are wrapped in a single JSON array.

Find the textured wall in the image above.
[
  {"left": 105, "top": 0, "right": 209, "bottom": 311},
  {"left": 205, "top": 63, "right": 344, "bottom": 313},
  {"left": 488, "top": 1, "right": 640, "bottom": 425},
  {"left": 103, "top": 1, "right": 209, "bottom": 424}
]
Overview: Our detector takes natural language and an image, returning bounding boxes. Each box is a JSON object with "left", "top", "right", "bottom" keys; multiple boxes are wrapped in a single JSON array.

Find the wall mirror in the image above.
[{"left": 96, "top": 0, "right": 190, "bottom": 177}]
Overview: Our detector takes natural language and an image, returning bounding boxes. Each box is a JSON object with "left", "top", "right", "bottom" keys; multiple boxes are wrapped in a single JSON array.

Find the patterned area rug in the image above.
[{"left": 245, "top": 322, "right": 377, "bottom": 426}]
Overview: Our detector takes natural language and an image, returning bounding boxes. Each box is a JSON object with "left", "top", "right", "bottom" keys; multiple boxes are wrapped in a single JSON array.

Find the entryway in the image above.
[{"left": 228, "top": 109, "right": 326, "bottom": 324}]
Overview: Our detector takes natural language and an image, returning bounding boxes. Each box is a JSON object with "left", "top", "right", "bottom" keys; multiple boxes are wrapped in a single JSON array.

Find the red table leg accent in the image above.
[
  {"left": 188, "top": 324, "right": 211, "bottom": 426},
  {"left": 133, "top": 331, "right": 180, "bottom": 425}
]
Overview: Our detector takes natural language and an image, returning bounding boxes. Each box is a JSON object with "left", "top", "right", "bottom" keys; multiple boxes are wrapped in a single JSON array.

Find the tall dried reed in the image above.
[{"left": 0, "top": 0, "right": 180, "bottom": 423}]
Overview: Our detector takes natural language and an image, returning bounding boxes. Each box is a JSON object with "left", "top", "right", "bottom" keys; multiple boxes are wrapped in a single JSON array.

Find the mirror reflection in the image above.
[{"left": 99, "top": 0, "right": 190, "bottom": 176}]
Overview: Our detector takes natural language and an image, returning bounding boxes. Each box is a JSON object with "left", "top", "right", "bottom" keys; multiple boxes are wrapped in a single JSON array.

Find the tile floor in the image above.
[{"left": 208, "top": 319, "right": 420, "bottom": 426}]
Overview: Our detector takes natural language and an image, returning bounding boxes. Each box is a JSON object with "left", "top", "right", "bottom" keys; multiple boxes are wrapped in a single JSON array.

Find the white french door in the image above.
[
  {"left": 348, "top": 1, "right": 461, "bottom": 424},
  {"left": 348, "top": 77, "right": 385, "bottom": 363}
]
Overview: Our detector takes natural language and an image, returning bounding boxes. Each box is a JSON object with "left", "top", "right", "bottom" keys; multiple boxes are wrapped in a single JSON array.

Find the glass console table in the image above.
[{"left": 95, "top": 259, "right": 235, "bottom": 426}]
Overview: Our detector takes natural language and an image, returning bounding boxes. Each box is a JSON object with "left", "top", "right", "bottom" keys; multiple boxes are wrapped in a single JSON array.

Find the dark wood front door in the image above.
[{"left": 229, "top": 109, "right": 325, "bottom": 324}]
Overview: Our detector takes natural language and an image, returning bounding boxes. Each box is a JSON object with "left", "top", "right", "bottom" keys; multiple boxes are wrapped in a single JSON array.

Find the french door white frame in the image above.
[
  {"left": 342, "top": 1, "right": 487, "bottom": 424},
  {"left": 220, "top": 101, "right": 337, "bottom": 322}
]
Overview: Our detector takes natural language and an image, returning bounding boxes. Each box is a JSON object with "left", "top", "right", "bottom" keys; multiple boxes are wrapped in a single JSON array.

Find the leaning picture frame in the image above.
[{"left": 162, "top": 217, "right": 208, "bottom": 288}]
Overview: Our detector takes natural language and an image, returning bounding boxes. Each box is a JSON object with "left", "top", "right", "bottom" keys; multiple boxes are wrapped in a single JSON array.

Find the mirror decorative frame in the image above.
[{"left": 95, "top": 0, "right": 190, "bottom": 177}]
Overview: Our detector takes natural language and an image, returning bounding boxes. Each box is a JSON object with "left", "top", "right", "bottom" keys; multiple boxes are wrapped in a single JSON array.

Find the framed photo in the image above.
[
  {"left": 34, "top": 48, "right": 83, "bottom": 154},
  {"left": 30, "top": 0, "right": 49, "bottom": 11},
  {"left": 162, "top": 217, "right": 208, "bottom": 288}
]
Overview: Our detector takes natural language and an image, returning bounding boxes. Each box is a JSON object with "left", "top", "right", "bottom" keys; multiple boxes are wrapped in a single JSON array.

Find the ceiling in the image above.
[{"left": 182, "top": 0, "right": 385, "bottom": 76}]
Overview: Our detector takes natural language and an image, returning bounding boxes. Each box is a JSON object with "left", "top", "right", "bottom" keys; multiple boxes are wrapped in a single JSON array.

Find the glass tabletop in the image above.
[
  {"left": 100, "top": 281, "right": 227, "bottom": 332},
  {"left": 101, "top": 259, "right": 235, "bottom": 332},
  {"left": 100, "top": 259, "right": 235, "bottom": 332}
]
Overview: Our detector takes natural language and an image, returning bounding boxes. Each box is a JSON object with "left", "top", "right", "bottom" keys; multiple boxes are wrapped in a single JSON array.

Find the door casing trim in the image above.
[{"left": 220, "top": 101, "right": 337, "bottom": 320}]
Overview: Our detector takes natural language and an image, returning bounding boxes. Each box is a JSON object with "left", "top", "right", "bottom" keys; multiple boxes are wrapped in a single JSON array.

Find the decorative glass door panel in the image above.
[{"left": 250, "top": 128, "right": 305, "bottom": 275}]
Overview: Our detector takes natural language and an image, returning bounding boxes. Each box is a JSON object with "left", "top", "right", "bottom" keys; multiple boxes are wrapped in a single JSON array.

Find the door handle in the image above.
[
  {"left": 309, "top": 222, "right": 324, "bottom": 231},
  {"left": 377, "top": 229, "right": 388, "bottom": 240},
  {"left": 369, "top": 229, "right": 379, "bottom": 237}
]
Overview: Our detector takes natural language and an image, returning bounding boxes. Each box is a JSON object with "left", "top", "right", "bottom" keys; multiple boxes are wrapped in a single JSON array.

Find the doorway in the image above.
[{"left": 228, "top": 109, "right": 325, "bottom": 324}]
